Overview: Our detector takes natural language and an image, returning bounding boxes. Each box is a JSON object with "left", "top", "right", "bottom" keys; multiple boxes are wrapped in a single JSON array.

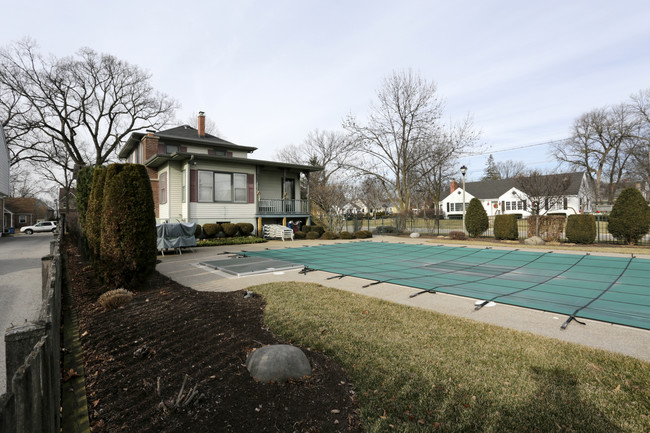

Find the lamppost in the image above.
[{"left": 460, "top": 165, "right": 467, "bottom": 231}]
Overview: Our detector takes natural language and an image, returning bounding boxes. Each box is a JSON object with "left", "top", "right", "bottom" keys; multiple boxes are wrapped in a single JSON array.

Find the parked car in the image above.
[{"left": 20, "top": 221, "right": 57, "bottom": 234}]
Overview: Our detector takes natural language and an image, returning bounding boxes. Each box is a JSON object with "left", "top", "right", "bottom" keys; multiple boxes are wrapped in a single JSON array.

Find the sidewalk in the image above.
[{"left": 156, "top": 237, "right": 650, "bottom": 362}]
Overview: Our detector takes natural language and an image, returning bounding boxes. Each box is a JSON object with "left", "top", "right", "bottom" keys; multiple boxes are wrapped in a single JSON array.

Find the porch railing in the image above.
[{"left": 257, "top": 199, "right": 309, "bottom": 215}]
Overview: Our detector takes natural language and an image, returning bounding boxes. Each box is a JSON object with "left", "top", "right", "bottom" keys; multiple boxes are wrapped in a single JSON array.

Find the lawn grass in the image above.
[{"left": 254, "top": 282, "right": 650, "bottom": 432}]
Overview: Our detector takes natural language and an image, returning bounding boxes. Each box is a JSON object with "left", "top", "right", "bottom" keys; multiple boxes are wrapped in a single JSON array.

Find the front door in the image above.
[{"left": 283, "top": 178, "right": 295, "bottom": 212}]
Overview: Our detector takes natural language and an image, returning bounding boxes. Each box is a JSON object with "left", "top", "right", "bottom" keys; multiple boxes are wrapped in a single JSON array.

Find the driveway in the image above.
[{"left": 0, "top": 233, "right": 53, "bottom": 392}]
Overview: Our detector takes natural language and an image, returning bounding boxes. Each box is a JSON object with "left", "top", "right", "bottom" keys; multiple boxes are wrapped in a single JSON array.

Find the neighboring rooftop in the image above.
[{"left": 458, "top": 172, "right": 586, "bottom": 199}]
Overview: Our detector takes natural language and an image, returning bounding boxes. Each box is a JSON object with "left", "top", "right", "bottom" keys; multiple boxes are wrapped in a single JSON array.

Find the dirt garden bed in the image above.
[{"left": 65, "top": 241, "right": 361, "bottom": 432}]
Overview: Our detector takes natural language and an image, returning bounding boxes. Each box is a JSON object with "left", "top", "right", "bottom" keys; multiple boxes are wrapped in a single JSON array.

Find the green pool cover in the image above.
[{"left": 242, "top": 242, "right": 650, "bottom": 330}]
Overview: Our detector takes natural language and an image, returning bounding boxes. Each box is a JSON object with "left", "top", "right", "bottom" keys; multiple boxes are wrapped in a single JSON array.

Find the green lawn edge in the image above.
[{"left": 253, "top": 282, "right": 650, "bottom": 433}]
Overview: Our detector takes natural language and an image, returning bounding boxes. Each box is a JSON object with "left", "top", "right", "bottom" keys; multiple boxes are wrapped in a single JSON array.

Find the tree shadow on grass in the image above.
[{"left": 495, "top": 366, "right": 623, "bottom": 432}]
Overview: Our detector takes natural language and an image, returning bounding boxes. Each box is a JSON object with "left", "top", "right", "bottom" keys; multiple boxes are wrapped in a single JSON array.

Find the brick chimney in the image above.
[
  {"left": 450, "top": 179, "right": 458, "bottom": 194},
  {"left": 198, "top": 111, "right": 206, "bottom": 137}
]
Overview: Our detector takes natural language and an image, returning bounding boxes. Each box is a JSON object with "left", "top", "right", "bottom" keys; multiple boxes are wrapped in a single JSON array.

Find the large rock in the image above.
[
  {"left": 524, "top": 236, "right": 545, "bottom": 246},
  {"left": 410, "top": 232, "right": 420, "bottom": 238},
  {"left": 246, "top": 344, "right": 312, "bottom": 383}
]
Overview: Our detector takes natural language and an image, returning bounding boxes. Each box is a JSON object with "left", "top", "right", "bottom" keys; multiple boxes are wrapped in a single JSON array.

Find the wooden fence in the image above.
[{"left": 0, "top": 233, "right": 62, "bottom": 433}]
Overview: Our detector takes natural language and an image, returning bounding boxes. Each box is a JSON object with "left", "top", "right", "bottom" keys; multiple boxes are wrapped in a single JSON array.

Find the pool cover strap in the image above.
[
  {"left": 561, "top": 256, "right": 635, "bottom": 330},
  {"left": 474, "top": 253, "right": 587, "bottom": 312}
]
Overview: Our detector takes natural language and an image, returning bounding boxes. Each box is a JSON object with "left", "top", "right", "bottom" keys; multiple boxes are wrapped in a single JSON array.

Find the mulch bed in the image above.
[{"left": 65, "top": 242, "right": 361, "bottom": 432}]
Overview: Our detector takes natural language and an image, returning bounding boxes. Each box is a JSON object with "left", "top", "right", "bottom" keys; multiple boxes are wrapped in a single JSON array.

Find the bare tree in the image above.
[
  {"left": 0, "top": 39, "right": 178, "bottom": 189},
  {"left": 514, "top": 171, "right": 573, "bottom": 237},
  {"left": 553, "top": 104, "right": 638, "bottom": 205},
  {"left": 629, "top": 89, "right": 650, "bottom": 186},
  {"left": 276, "top": 129, "right": 354, "bottom": 217},
  {"left": 359, "top": 176, "right": 388, "bottom": 217},
  {"left": 494, "top": 159, "right": 526, "bottom": 179},
  {"left": 416, "top": 115, "right": 480, "bottom": 226},
  {"left": 344, "top": 70, "right": 479, "bottom": 215}
]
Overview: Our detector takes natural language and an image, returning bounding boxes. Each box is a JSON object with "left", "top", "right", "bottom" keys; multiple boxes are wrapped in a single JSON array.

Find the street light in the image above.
[{"left": 460, "top": 165, "right": 467, "bottom": 231}]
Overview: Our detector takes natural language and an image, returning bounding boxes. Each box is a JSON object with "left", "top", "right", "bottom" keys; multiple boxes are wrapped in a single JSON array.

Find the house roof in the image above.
[
  {"left": 460, "top": 172, "right": 586, "bottom": 200},
  {"left": 4, "top": 197, "right": 52, "bottom": 214},
  {"left": 144, "top": 151, "right": 322, "bottom": 173},
  {"left": 118, "top": 125, "right": 257, "bottom": 158}
]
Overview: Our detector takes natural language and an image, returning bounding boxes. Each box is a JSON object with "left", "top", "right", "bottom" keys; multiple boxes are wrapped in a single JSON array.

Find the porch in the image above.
[{"left": 257, "top": 199, "right": 310, "bottom": 216}]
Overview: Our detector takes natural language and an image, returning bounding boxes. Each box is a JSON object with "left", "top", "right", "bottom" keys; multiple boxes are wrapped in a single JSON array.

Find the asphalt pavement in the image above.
[{"left": 0, "top": 233, "right": 53, "bottom": 392}]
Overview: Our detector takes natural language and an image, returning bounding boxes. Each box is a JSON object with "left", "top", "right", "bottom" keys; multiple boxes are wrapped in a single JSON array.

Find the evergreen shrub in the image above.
[
  {"left": 221, "top": 223, "right": 239, "bottom": 237},
  {"left": 608, "top": 187, "right": 650, "bottom": 244},
  {"left": 85, "top": 166, "right": 107, "bottom": 263},
  {"left": 565, "top": 214, "right": 596, "bottom": 244},
  {"left": 202, "top": 223, "right": 221, "bottom": 238},
  {"left": 294, "top": 231, "right": 306, "bottom": 240},
  {"left": 339, "top": 231, "right": 354, "bottom": 239},
  {"left": 354, "top": 230, "right": 373, "bottom": 239},
  {"left": 100, "top": 164, "right": 157, "bottom": 290},
  {"left": 194, "top": 224, "right": 202, "bottom": 239},
  {"left": 465, "top": 198, "right": 489, "bottom": 237},
  {"left": 321, "top": 231, "right": 338, "bottom": 240},
  {"left": 306, "top": 231, "right": 320, "bottom": 240},
  {"left": 76, "top": 165, "right": 95, "bottom": 226},
  {"left": 236, "top": 222, "right": 254, "bottom": 236},
  {"left": 494, "top": 215, "right": 518, "bottom": 240}
]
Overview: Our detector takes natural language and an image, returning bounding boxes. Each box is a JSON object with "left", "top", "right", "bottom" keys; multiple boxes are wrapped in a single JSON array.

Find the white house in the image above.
[
  {"left": 118, "top": 112, "right": 322, "bottom": 234},
  {"left": 439, "top": 172, "right": 594, "bottom": 219}
]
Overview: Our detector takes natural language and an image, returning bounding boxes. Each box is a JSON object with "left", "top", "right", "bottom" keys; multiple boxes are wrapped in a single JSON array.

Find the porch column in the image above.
[{"left": 257, "top": 217, "right": 262, "bottom": 236}]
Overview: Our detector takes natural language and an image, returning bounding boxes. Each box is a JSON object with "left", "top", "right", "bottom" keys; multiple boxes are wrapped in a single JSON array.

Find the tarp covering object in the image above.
[{"left": 156, "top": 222, "right": 197, "bottom": 250}]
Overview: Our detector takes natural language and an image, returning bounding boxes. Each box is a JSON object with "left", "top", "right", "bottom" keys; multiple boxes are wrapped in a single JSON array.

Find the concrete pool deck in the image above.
[{"left": 156, "top": 236, "right": 650, "bottom": 362}]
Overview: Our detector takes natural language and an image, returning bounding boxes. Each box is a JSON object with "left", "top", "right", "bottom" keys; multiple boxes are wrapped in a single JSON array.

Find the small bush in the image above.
[
  {"left": 306, "top": 231, "right": 321, "bottom": 240},
  {"left": 449, "top": 231, "right": 466, "bottom": 240},
  {"left": 194, "top": 224, "right": 202, "bottom": 238},
  {"left": 608, "top": 187, "right": 650, "bottom": 244},
  {"left": 202, "top": 223, "right": 221, "bottom": 238},
  {"left": 294, "top": 231, "right": 306, "bottom": 240},
  {"left": 322, "top": 231, "right": 338, "bottom": 240},
  {"left": 339, "top": 231, "right": 354, "bottom": 239},
  {"left": 311, "top": 226, "right": 326, "bottom": 236},
  {"left": 221, "top": 223, "right": 239, "bottom": 237},
  {"left": 236, "top": 222, "right": 254, "bottom": 236},
  {"left": 565, "top": 214, "right": 596, "bottom": 244},
  {"left": 374, "top": 226, "right": 397, "bottom": 234},
  {"left": 465, "top": 198, "right": 489, "bottom": 237},
  {"left": 494, "top": 215, "right": 518, "bottom": 240},
  {"left": 301, "top": 225, "right": 312, "bottom": 233},
  {"left": 354, "top": 230, "right": 373, "bottom": 239},
  {"left": 97, "top": 288, "right": 134, "bottom": 311}
]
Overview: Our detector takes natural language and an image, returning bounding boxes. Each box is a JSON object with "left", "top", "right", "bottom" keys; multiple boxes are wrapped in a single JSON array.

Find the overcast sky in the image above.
[{"left": 2, "top": 0, "right": 650, "bottom": 180}]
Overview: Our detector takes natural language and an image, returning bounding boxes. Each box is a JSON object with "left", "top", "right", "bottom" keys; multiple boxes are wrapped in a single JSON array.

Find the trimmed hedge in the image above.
[
  {"left": 202, "top": 223, "right": 221, "bottom": 238},
  {"left": 339, "top": 231, "right": 354, "bottom": 239},
  {"left": 565, "top": 214, "right": 596, "bottom": 244},
  {"left": 494, "top": 215, "right": 518, "bottom": 240},
  {"left": 221, "top": 223, "right": 239, "bottom": 237},
  {"left": 100, "top": 163, "right": 157, "bottom": 290},
  {"left": 321, "top": 231, "right": 338, "bottom": 240},
  {"left": 294, "top": 231, "right": 307, "bottom": 240},
  {"left": 465, "top": 197, "right": 489, "bottom": 237},
  {"left": 374, "top": 226, "right": 397, "bottom": 234},
  {"left": 76, "top": 165, "right": 95, "bottom": 227},
  {"left": 85, "top": 166, "right": 107, "bottom": 264},
  {"left": 306, "top": 231, "right": 321, "bottom": 240},
  {"left": 194, "top": 224, "right": 202, "bottom": 239},
  {"left": 608, "top": 187, "right": 650, "bottom": 245},
  {"left": 236, "top": 222, "right": 254, "bottom": 236},
  {"left": 354, "top": 230, "right": 373, "bottom": 239}
]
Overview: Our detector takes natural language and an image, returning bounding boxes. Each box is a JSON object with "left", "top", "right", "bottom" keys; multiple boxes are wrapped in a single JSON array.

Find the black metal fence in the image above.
[{"left": 319, "top": 214, "right": 649, "bottom": 246}]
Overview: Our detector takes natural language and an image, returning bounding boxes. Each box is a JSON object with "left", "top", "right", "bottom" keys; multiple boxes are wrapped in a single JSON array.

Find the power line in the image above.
[{"left": 467, "top": 138, "right": 569, "bottom": 157}]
